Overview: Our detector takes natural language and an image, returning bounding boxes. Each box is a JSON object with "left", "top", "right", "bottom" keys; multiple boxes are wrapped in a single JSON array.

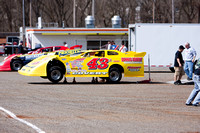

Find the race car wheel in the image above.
[
  {"left": 11, "top": 60, "right": 23, "bottom": 71},
  {"left": 108, "top": 67, "right": 122, "bottom": 83},
  {"left": 47, "top": 66, "right": 64, "bottom": 83}
]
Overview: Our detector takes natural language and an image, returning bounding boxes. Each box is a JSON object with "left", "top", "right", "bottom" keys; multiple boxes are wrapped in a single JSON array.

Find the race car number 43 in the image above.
[{"left": 87, "top": 58, "right": 109, "bottom": 70}]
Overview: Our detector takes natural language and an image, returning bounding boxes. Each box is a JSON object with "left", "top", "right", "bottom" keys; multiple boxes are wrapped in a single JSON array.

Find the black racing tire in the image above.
[
  {"left": 47, "top": 66, "right": 64, "bottom": 83},
  {"left": 108, "top": 67, "right": 122, "bottom": 83},
  {"left": 11, "top": 60, "right": 23, "bottom": 71}
]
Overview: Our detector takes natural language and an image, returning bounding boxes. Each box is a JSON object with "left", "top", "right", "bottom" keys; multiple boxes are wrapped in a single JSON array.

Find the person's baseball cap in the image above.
[{"left": 179, "top": 45, "right": 185, "bottom": 50}]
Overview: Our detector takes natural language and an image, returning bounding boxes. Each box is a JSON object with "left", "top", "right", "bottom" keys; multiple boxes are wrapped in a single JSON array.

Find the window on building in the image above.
[{"left": 87, "top": 41, "right": 100, "bottom": 50}]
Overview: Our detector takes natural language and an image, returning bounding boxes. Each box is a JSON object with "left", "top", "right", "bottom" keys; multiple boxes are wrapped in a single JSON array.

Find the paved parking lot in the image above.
[{"left": 0, "top": 57, "right": 200, "bottom": 133}]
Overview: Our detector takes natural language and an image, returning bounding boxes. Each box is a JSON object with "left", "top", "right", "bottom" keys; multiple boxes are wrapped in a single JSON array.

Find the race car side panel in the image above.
[
  {"left": 19, "top": 55, "right": 56, "bottom": 76},
  {"left": 63, "top": 56, "right": 110, "bottom": 77}
]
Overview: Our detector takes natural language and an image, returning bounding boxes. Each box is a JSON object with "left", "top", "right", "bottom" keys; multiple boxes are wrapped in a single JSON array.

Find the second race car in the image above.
[{"left": 0, "top": 45, "right": 82, "bottom": 71}]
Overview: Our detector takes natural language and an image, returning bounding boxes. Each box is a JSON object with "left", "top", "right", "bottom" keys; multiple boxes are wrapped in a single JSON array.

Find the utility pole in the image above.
[
  {"left": 30, "top": 0, "right": 32, "bottom": 27},
  {"left": 152, "top": 0, "right": 155, "bottom": 23},
  {"left": 73, "top": 0, "right": 76, "bottom": 28},
  {"left": 172, "top": 0, "right": 174, "bottom": 23},
  {"left": 22, "top": 0, "right": 25, "bottom": 46},
  {"left": 92, "top": 0, "right": 95, "bottom": 17}
]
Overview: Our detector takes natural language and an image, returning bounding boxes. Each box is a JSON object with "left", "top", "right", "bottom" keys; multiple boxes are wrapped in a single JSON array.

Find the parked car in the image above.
[
  {"left": 0, "top": 45, "right": 5, "bottom": 55},
  {"left": 0, "top": 45, "right": 82, "bottom": 71},
  {"left": 19, "top": 50, "right": 146, "bottom": 83},
  {"left": 28, "top": 46, "right": 69, "bottom": 54}
]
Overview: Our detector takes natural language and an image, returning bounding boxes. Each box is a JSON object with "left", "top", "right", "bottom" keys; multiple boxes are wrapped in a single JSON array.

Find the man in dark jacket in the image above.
[
  {"left": 18, "top": 41, "right": 24, "bottom": 54},
  {"left": 174, "top": 45, "right": 185, "bottom": 85}
]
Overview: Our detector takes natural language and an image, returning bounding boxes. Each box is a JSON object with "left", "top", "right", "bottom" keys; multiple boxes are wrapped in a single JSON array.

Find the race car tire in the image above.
[
  {"left": 108, "top": 67, "right": 122, "bottom": 83},
  {"left": 47, "top": 66, "right": 64, "bottom": 83},
  {"left": 11, "top": 60, "right": 23, "bottom": 71}
]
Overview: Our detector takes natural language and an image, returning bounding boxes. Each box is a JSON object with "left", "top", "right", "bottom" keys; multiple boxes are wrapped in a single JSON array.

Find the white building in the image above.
[
  {"left": 25, "top": 16, "right": 128, "bottom": 50},
  {"left": 25, "top": 28, "right": 128, "bottom": 50}
]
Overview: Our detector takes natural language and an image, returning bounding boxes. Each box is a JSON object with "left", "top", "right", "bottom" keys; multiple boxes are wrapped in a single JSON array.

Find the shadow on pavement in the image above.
[{"left": 28, "top": 81, "right": 166, "bottom": 85}]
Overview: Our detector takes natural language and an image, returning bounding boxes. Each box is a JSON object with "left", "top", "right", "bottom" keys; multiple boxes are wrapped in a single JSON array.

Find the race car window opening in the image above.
[
  {"left": 42, "top": 48, "right": 52, "bottom": 52},
  {"left": 83, "top": 53, "right": 90, "bottom": 57},
  {"left": 55, "top": 47, "right": 61, "bottom": 50},
  {"left": 107, "top": 51, "right": 118, "bottom": 55},
  {"left": 94, "top": 51, "right": 105, "bottom": 57}
]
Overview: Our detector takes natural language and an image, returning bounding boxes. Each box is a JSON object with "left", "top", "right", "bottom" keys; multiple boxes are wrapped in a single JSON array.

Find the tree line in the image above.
[{"left": 0, "top": 0, "right": 200, "bottom": 32}]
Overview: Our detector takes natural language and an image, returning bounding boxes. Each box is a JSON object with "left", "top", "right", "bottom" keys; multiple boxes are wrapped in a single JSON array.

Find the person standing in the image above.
[
  {"left": 100, "top": 41, "right": 111, "bottom": 50},
  {"left": 64, "top": 42, "right": 68, "bottom": 47},
  {"left": 18, "top": 41, "right": 24, "bottom": 54},
  {"left": 174, "top": 45, "right": 185, "bottom": 85},
  {"left": 119, "top": 43, "right": 127, "bottom": 53},
  {"left": 186, "top": 58, "right": 200, "bottom": 106},
  {"left": 184, "top": 42, "right": 197, "bottom": 80},
  {"left": 110, "top": 41, "right": 117, "bottom": 50}
]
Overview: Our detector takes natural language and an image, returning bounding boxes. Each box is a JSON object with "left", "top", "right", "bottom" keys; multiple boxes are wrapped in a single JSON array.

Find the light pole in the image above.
[
  {"left": 22, "top": 0, "right": 25, "bottom": 46},
  {"left": 73, "top": 0, "right": 76, "bottom": 28},
  {"left": 152, "top": 0, "right": 155, "bottom": 23},
  {"left": 92, "top": 0, "right": 95, "bottom": 17},
  {"left": 172, "top": 0, "right": 174, "bottom": 23},
  {"left": 30, "top": 0, "right": 32, "bottom": 27}
]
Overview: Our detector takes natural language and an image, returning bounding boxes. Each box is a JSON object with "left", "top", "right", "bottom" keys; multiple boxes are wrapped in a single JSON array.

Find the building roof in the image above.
[{"left": 26, "top": 28, "right": 128, "bottom": 36}]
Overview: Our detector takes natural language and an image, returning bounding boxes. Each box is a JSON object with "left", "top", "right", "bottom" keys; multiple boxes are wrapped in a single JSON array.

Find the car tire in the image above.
[
  {"left": 11, "top": 60, "right": 23, "bottom": 71},
  {"left": 108, "top": 67, "right": 122, "bottom": 83},
  {"left": 47, "top": 66, "right": 64, "bottom": 83}
]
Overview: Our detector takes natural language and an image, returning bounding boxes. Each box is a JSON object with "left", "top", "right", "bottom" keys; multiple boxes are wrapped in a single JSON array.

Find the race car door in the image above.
[{"left": 71, "top": 51, "right": 109, "bottom": 77}]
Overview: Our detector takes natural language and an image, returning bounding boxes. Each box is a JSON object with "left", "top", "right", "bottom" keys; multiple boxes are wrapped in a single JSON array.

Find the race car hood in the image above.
[
  {"left": 18, "top": 49, "right": 81, "bottom": 76},
  {"left": 18, "top": 55, "right": 57, "bottom": 76}
]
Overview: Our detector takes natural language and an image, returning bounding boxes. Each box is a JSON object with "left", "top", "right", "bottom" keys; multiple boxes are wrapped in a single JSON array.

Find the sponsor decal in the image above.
[
  {"left": 127, "top": 66, "right": 141, "bottom": 72},
  {"left": 31, "top": 61, "right": 40, "bottom": 65},
  {"left": 69, "top": 58, "right": 85, "bottom": 68},
  {"left": 58, "top": 49, "right": 81, "bottom": 56},
  {"left": 71, "top": 68, "right": 78, "bottom": 70},
  {"left": 121, "top": 57, "right": 143, "bottom": 64},
  {"left": 24, "top": 64, "right": 35, "bottom": 68},
  {"left": 72, "top": 72, "right": 107, "bottom": 75},
  {"left": 71, "top": 69, "right": 86, "bottom": 72},
  {"left": 66, "top": 62, "right": 71, "bottom": 74},
  {"left": 113, "top": 60, "right": 120, "bottom": 62},
  {"left": 25, "top": 53, "right": 44, "bottom": 60}
]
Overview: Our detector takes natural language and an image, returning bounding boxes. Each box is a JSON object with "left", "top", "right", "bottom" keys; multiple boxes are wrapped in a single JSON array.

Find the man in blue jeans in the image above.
[
  {"left": 184, "top": 42, "right": 196, "bottom": 80},
  {"left": 186, "top": 58, "right": 200, "bottom": 106}
]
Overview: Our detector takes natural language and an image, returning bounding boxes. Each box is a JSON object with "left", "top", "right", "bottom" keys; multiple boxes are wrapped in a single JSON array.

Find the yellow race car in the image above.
[{"left": 19, "top": 49, "right": 146, "bottom": 83}]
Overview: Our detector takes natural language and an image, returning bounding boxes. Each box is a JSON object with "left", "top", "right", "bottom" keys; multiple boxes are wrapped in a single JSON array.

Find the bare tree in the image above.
[{"left": 1, "top": 0, "right": 200, "bottom": 32}]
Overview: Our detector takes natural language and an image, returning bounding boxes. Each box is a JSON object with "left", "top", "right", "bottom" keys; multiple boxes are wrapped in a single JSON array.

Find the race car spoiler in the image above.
[{"left": 55, "top": 49, "right": 81, "bottom": 56}]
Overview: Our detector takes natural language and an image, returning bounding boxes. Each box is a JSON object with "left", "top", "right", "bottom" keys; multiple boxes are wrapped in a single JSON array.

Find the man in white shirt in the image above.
[
  {"left": 100, "top": 41, "right": 111, "bottom": 50},
  {"left": 184, "top": 42, "right": 197, "bottom": 80},
  {"left": 119, "top": 43, "right": 127, "bottom": 53},
  {"left": 64, "top": 42, "right": 68, "bottom": 47}
]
